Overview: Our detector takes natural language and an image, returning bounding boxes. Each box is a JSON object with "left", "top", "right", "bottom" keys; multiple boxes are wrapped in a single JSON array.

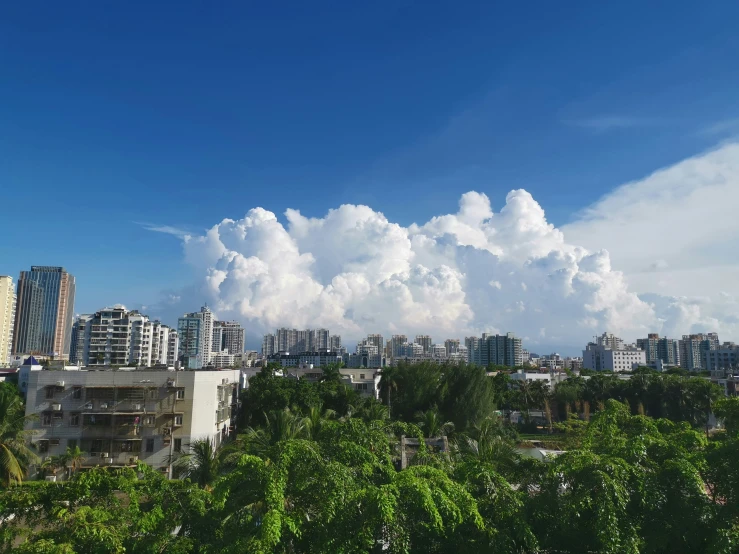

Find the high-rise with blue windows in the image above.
[{"left": 12, "top": 266, "right": 76, "bottom": 359}]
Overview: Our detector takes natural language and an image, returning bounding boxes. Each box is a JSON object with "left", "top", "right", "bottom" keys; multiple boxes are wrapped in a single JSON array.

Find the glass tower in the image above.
[{"left": 13, "top": 266, "right": 76, "bottom": 359}]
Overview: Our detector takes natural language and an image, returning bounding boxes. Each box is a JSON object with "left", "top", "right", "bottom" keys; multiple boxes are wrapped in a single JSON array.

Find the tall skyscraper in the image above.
[
  {"left": 0, "top": 276, "right": 16, "bottom": 364},
  {"left": 13, "top": 266, "right": 76, "bottom": 359}
]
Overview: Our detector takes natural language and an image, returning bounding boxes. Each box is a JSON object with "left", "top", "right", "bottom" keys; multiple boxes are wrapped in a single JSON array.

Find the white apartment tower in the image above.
[
  {"left": 70, "top": 307, "right": 176, "bottom": 367},
  {"left": 0, "top": 276, "right": 16, "bottom": 365}
]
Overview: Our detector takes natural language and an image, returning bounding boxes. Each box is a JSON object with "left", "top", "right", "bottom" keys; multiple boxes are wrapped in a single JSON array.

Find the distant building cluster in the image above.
[{"left": 579, "top": 331, "right": 738, "bottom": 372}]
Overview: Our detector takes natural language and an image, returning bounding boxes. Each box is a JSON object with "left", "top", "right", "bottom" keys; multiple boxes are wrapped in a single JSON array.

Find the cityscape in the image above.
[
  {"left": 3, "top": 267, "right": 739, "bottom": 375},
  {"left": 4, "top": 2, "right": 739, "bottom": 551}
]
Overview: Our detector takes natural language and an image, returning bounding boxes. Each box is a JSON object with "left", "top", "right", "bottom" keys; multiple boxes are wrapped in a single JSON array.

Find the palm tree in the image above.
[
  {"left": 378, "top": 366, "right": 401, "bottom": 413},
  {"left": 40, "top": 454, "right": 66, "bottom": 479},
  {"left": 458, "top": 416, "right": 520, "bottom": 473},
  {"left": 357, "top": 399, "right": 390, "bottom": 423},
  {"left": 240, "top": 409, "right": 309, "bottom": 458},
  {"left": 304, "top": 403, "right": 336, "bottom": 440},
  {"left": 172, "top": 438, "right": 226, "bottom": 489},
  {"left": 65, "top": 445, "right": 85, "bottom": 478},
  {"left": 0, "top": 390, "right": 38, "bottom": 487},
  {"left": 415, "top": 406, "right": 454, "bottom": 438}
]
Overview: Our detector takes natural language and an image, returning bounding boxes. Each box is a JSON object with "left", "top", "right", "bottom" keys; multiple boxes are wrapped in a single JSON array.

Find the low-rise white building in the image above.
[
  {"left": 25, "top": 368, "right": 241, "bottom": 479},
  {"left": 582, "top": 338, "right": 646, "bottom": 372}
]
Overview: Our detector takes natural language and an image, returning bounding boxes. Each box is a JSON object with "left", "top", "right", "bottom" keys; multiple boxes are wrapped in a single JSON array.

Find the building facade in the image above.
[
  {"left": 13, "top": 266, "right": 76, "bottom": 359},
  {"left": 0, "top": 276, "right": 16, "bottom": 365},
  {"left": 705, "top": 343, "right": 739, "bottom": 371},
  {"left": 24, "top": 368, "right": 241, "bottom": 478}
]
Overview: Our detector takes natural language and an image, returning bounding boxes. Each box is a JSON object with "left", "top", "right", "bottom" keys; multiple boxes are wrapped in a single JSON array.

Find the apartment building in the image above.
[
  {"left": 636, "top": 334, "right": 680, "bottom": 365},
  {"left": 466, "top": 332, "right": 523, "bottom": 367},
  {"left": 0, "top": 276, "right": 16, "bottom": 365},
  {"left": 25, "top": 368, "right": 241, "bottom": 478},
  {"left": 679, "top": 333, "right": 719, "bottom": 371},
  {"left": 70, "top": 307, "right": 176, "bottom": 367},
  {"left": 212, "top": 321, "right": 245, "bottom": 355},
  {"left": 414, "top": 335, "right": 432, "bottom": 354}
]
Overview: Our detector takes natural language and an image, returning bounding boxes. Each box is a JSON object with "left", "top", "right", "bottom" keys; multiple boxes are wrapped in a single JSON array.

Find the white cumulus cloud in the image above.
[{"left": 157, "top": 142, "right": 739, "bottom": 352}]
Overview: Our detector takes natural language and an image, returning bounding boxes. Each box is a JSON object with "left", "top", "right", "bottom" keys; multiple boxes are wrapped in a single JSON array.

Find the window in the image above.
[
  {"left": 174, "top": 438, "right": 182, "bottom": 452},
  {"left": 38, "top": 441, "right": 49, "bottom": 454},
  {"left": 144, "top": 415, "right": 156, "bottom": 426},
  {"left": 149, "top": 389, "right": 158, "bottom": 399},
  {"left": 67, "top": 439, "right": 77, "bottom": 450},
  {"left": 45, "top": 387, "right": 55, "bottom": 399},
  {"left": 50, "top": 438, "right": 60, "bottom": 446},
  {"left": 146, "top": 438, "right": 155, "bottom": 452},
  {"left": 176, "top": 389, "right": 185, "bottom": 399},
  {"left": 69, "top": 413, "right": 80, "bottom": 426},
  {"left": 174, "top": 415, "right": 183, "bottom": 426},
  {"left": 360, "top": 373, "right": 365, "bottom": 379},
  {"left": 42, "top": 413, "right": 52, "bottom": 426},
  {"left": 72, "top": 387, "right": 82, "bottom": 399}
]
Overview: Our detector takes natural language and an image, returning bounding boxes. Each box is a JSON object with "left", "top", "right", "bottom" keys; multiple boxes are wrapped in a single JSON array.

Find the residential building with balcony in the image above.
[
  {"left": 24, "top": 367, "right": 241, "bottom": 479},
  {"left": 0, "top": 276, "right": 16, "bottom": 365}
]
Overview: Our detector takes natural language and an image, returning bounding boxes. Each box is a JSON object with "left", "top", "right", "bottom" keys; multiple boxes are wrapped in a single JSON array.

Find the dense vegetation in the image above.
[{"left": 2, "top": 363, "right": 739, "bottom": 553}]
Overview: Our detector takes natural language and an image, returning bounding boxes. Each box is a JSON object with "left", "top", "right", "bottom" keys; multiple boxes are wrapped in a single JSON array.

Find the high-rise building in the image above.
[
  {"left": 636, "top": 334, "right": 680, "bottom": 366},
  {"left": 178, "top": 310, "right": 208, "bottom": 369},
  {"left": 262, "top": 334, "right": 277, "bottom": 357},
  {"left": 466, "top": 333, "right": 523, "bottom": 367},
  {"left": 0, "top": 276, "right": 16, "bottom": 365},
  {"left": 465, "top": 336, "right": 482, "bottom": 364},
  {"left": 328, "top": 334, "right": 342, "bottom": 351},
  {"left": 444, "top": 339, "right": 460, "bottom": 355},
  {"left": 69, "top": 314, "right": 92, "bottom": 364},
  {"left": 213, "top": 321, "right": 245, "bottom": 354},
  {"left": 198, "top": 306, "right": 215, "bottom": 365},
  {"left": 13, "top": 266, "right": 76, "bottom": 359},
  {"left": 365, "top": 334, "right": 384, "bottom": 353},
  {"left": 389, "top": 335, "right": 408, "bottom": 358},
  {"left": 309, "top": 329, "right": 330, "bottom": 351},
  {"left": 167, "top": 331, "right": 179, "bottom": 366},
  {"left": 679, "top": 333, "right": 719, "bottom": 371},
  {"left": 414, "top": 335, "right": 432, "bottom": 354}
]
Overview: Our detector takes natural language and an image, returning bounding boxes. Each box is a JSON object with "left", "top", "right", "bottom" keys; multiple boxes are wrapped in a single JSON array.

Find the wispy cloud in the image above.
[
  {"left": 135, "top": 221, "right": 190, "bottom": 239},
  {"left": 566, "top": 115, "right": 662, "bottom": 132},
  {"left": 701, "top": 117, "right": 739, "bottom": 137}
]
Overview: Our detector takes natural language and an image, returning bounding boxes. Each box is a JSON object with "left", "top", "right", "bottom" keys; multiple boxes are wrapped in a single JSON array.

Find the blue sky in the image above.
[{"left": 2, "top": 1, "right": 739, "bottom": 343}]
